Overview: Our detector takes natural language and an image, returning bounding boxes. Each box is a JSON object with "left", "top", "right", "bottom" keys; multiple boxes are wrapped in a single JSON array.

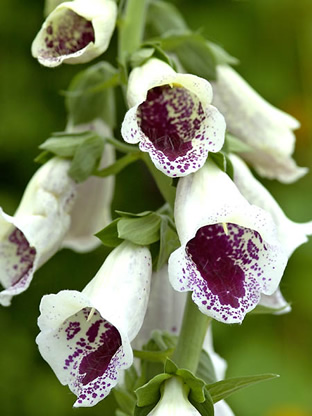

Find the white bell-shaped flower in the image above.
[
  {"left": 121, "top": 58, "right": 226, "bottom": 178},
  {"left": 32, "top": 0, "right": 117, "bottom": 67},
  {"left": 36, "top": 242, "right": 152, "bottom": 407},
  {"left": 168, "top": 161, "right": 288, "bottom": 323},
  {"left": 0, "top": 158, "right": 76, "bottom": 306},
  {"left": 212, "top": 65, "right": 307, "bottom": 183}
]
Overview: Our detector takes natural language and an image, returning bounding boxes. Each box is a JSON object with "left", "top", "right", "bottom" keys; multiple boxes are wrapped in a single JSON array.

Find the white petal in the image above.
[
  {"left": 230, "top": 154, "right": 312, "bottom": 257},
  {"left": 134, "top": 265, "right": 186, "bottom": 348},
  {"left": 212, "top": 65, "right": 306, "bottom": 183},
  {"left": 259, "top": 288, "right": 291, "bottom": 314},
  {"left": 36, "top": 290, "right": 132, "bottom": 407},
  {"left": 32, "top": 0, "right": 117, "bottom": 67},
  {"left": 82, "top": 241, "right": 152, "bottom": 341},
  {"left": 215, "top": 401, "right": 235, "bottom": 416},
  {"left": 126, "top": 58, "right": 177, "bottom": 107},
  {"left": 148, "top": 377, "right": 201, "bottom": 416},
  {"left": 0, "top": 158, "right": 76, "bottom": 306}
]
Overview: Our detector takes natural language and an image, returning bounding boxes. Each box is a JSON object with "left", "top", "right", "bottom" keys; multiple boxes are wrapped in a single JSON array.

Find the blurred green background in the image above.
[{"left": 0, "top": 0, "right": 312, "bottom": 415}]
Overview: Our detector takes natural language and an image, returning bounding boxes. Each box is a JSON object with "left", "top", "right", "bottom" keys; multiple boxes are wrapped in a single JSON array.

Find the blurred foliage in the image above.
[{"left": 0, "top": 0, "right": 312, "bottom": 415}]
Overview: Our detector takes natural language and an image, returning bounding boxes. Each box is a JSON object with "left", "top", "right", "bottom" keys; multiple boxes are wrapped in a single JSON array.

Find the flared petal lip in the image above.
[
  {"left": 36, "top": 289, "right": 133, "bottom": 407},
  {"left": 31, "top": 0, "right": 117, "bottom": 67}
]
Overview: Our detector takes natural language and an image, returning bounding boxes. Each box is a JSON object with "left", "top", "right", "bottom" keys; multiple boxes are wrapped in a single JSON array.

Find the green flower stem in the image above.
[
  {"left": 142, "top": 153, "right": 176, "bottom": 210},
  {"left": 118, "top": 0, "right": 150, "bottom": 64},
  {"left": 172, "top": 293, "right": 212, "bottom": 373},
  {"left": 105, "top": 136, "right": 138, "bottom": 153}
]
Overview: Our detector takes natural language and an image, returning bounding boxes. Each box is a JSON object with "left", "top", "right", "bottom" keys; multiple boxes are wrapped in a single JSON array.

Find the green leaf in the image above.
[
  {"left": 146, "top": 0, "right": 188, "bottom": 36},
  {"left": 94, "top": 152, "right": 142, "bottom": 178},
  {"left": 160, "top": 31, "right": 217, "bottom": 80},
  {"left": 116, "top": 210, "right": 153, "bottom": 218},
  {"left": 96, "top": 218, "right": 123, "bottom": 247},
  {"left": 135, "top": 373, "right": 172, "bottom": 407},
  {"left": 155, "top": 216, "right": 180, "bottom": 271},
  {"left": 34, "top": 150, "right": 53, "bottom": 164},
  {"left": 39, "top": 131, "right": 95, "bottom": 157},
  {"left": 65, "top": 61, "right": 118, "bottom": 128},
  {"left": 207, "top": 41, "right": 239, "bottom": 66},
  {"left": 196, "top": 349, "right": 217, "bottom": 385},
  {"left": 189, "top": 388, "right": 214, "bottom": 416},
  {"left": 207, "top": 373, "right": 279, "bottom": 403},
  {"left": 113, "top": 389, "right": 136, "bottom": 415},
  {"left": 68, "top": 135, "right": 104, "bottom": 183},
  {"left": 209, "top": 152, "right": 234, "bottom": 180},
  {"left": 117, "top": 214, "right": 161, "bottom": 245},
  {"left": 130, "top": 47, "right": 155, "bottom": 68},
  {"left": 164, "top": 358, "right": 178, "bottom": 374}
]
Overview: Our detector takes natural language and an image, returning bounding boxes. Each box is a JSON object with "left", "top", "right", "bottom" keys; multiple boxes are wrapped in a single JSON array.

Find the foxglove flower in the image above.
[
  {"left": 0, "top": 158, "right": 76, "bottom": 306},
  {"left": 212, "top": 65, "right": 307, "bottom": 183},
  {"left": 61, "top": 120, "right": 115, "bottom": 252},
  {"left": 168, "top": 161, "right": 288, "bottom": 323},
  {"left": 121, "top": 58, "right": 226, "bottom": 177},
  {"left": 36, "top": 242, "right": 152, "bottom": 407},
  {"left": 32, "top": 0, "right": 117, "bottom": 67},
  {"left": 148, "top": 376, "right": 201, "bottom": 416},
  {"left": 229, "top": 154, "right": 312, "bottom": 258}
]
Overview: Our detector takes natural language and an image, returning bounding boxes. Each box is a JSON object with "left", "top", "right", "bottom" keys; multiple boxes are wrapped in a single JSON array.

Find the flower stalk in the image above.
[{"left": 172, "top": 293, "right": 211, "bottom": 373}]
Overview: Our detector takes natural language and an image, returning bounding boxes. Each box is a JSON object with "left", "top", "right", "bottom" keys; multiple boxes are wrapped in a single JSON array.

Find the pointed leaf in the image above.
[
  {"left": 94, "top": 152, "right": 142, "bottom": 178},
  {"left": 196, "top": 349, "right": 217, "bottom": 385},
  {"left": 134, "top": 348, "right": 174, "bottom": 363},
  {"left": 65, "top": 61, "right": 118, "bottom": 127},
  {"left": 68, "top": 135, "right": 104, "bottom": 182},
  {"left": 117, "top": 214, "right": 161, "bottom": 245},
  {"left": 207, "top": 374, "right": 279, "bottom": 403},
  {"left": 96, "top": 218, "right": 123, "bottom": 247}
]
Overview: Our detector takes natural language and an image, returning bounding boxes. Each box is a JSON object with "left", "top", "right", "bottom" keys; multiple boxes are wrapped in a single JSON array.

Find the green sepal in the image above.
[
  {"left": 159, "top": 31, "right": 217, "bottom": 80},
  {"left": 164, "top": 358, "right": 206, "bottom": 403},
  {"left": 135, "top": 373, "right": 172, "bottom": 407},
  {"left": 206, "top": 373, "right": 279, "bottom": 404},
  {"left": 134, "top": 403, "right": 157, "bottom": 416},
  {"left": 68, "top": 134, "right": 104, "bottom": 182},
  {"left": 95, "top": 218, "right": 123, "bottom": 247},
  {"left": 196, "top": 349, "right": 217, "bottom": 385},
  {"left": 65, "top": 61, "right": 118, "bottom": 128},
  {"left": 189, "top": 388, "right": 214, "bottom": 416},
  {"left": 209, "top": 152, "right": 234, "bottom": 180}
]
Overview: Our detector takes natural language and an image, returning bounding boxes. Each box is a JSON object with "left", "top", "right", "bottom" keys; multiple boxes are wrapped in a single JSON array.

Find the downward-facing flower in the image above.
[
  {"left": 121, "top": 58, "right": 226, "bottom": 177},
  {"left": 168, "top": 161, "right": 288, "bottom": 323},
  {"left": 0, "top": 158, "right": 76, "bottom": 306},
  {"left": 148, "top": 376, "right": 201, "bottom": 416},
  {"left": 211, "top": 65, "right": 307, "bottom": 183},
  {"left": 32, "top": 0, "right": 117, "bottom": 67},
  {"left": 0, "top": 120, "right": 115, "bottom": 305},
  {"left": 61, "top": 120, "right": 115, "bottom": 252},
  {"left": 36, "top": 242, "right": 152, "bottom": 407}
]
